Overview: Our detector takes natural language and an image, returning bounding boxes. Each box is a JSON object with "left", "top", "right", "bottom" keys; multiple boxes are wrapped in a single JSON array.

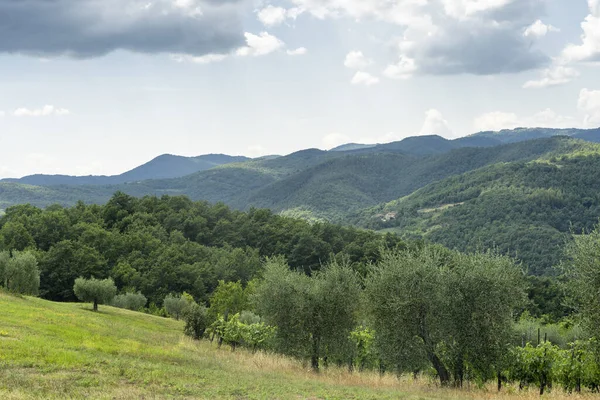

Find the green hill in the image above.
[
  {"left": 356, "top": 138, "right": 600, "bottom": 274},
  {"left": 0, "top": 291, "right": 481, "bottom": 400}
]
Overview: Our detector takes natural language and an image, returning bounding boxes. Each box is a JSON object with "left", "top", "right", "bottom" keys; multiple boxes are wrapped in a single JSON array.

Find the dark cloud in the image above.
[
  {"left": 415, "top": 21, "right": 550, "bottom": 75},
  {"left": 0, "top": 0, "right": 245, "bottom": 58}
]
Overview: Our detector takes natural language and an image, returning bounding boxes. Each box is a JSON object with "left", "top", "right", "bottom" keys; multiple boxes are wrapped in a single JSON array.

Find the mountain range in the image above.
[{"left": 2, "top": 126, "right": 600, "bottom": 274}]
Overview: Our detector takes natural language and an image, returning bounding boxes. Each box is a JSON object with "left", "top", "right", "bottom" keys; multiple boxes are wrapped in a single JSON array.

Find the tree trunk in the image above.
[
  {"left": 93, "top": 300, "right": 98, "bottom": 312},
  {"left": 430, "top": 352, "right": 450, "bottom": 386},
  {"left": 497, "top": 371, "right": 503, "bottom": 392},
  {"left": 311, "top": 335, "right": 320, "bottom": 372}
]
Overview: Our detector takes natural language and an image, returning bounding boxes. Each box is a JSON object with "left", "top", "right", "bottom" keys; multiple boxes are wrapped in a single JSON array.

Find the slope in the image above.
[
  {"left": 1, "top": 291, "right": 466, "bottom": 400},
  {"left": 359, "top": 138, "right": 600, "bottom": 275},
  {"left": 242, "top": 137, "right": 579, "bottom": 221}
]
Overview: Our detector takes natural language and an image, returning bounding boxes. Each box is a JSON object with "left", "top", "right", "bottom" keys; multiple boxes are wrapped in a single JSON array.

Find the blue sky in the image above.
[{"left": 0, "top": 0, "right": 599, "bottom": 178}]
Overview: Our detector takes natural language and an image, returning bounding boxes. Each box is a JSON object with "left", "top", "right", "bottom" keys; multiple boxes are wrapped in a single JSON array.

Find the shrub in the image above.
[
  {"left": 112, "top": 292, "right": 147, "bottom": 311},
  {"left": 183, "top": 302, "right": 209, "bottom": 340},
  {"left": 0, "top": 251, "right": 40, "bottom": 296},
  {"left": 164, "top": 293, "right": 193, "bottom": 320}
]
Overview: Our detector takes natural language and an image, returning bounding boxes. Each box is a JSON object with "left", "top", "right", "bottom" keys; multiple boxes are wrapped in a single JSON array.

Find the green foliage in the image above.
[
  {"left": 364, "top": 245, "right": 526, "bottom": 386},
  {"left": 183, "top": 302, "right": 209, "bottom": 340},
  {"left": 254, "top": 257, "right": 361, "bottom": 370},
  {"left": 349, "top": 326, "right": 377, "bottom": 371},
  {"left": 164, "top": 293, "right": 193, "bottom": 320},
  {"left": 73, "top": 277, "right": 117, "bottom": 311},
  {"left": 0, "top": 193, "right": 404, "bottom": 308},
  {"left": 509, "top": 342, "right": 559, "bottom": 394},
  {"left": 111, "top": 291, "right": 147, "bottom": 311},
  {"left": 0, "top": 251, "right": 40, "bottom": 295},
  {"left": 208, "top": 281, "right": 249, "bottom": 321}
]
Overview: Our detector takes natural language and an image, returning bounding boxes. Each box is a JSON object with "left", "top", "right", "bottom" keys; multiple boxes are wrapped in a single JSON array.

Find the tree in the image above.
[
  {"left": 1, "top": 251, "right": 40, "bottom": 295},
  {"left": 208, "top": 280, "right": 248, "bottom": 321},
  {"left": 111, "top": 292, "right": 147, "bottom": 311},
  {"left": 254, "top": 257, "right": 360, "bottom": 371},
  {"left": 364, "top": 245, "right": 525, "bottom": 386},
  {"left": 164, "top": 293, "right": 193, "bottom": 320},
  {"left": 562, "top": 224, "right": 600, "bottom": 343},
  {"left": 183, "top": 302, "right": 209, "bottom": 340},
  {"left": 73, "top": 277, "right": 117, "bottom": 311}
]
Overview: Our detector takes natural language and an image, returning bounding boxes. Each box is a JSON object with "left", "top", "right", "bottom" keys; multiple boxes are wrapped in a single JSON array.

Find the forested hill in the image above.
[
  {"left": 355, "top": 139, "right": 600, "bottom": 274},
  {"left": 2, "top": 129, "right": 600, "bottom": 276},
  {"left": 0, "top": 195, "right": 404, "bottom": 306}
]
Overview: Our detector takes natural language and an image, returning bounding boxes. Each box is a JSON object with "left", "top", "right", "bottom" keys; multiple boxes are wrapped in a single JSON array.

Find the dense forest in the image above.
[{"left": 0, "top": 193, "right": 405, "bottom": 306}]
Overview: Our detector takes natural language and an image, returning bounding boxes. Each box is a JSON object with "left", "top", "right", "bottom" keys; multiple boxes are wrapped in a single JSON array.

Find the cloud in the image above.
[
  {"left": 322, "top": 133, "right": 352, "bottom": 149},
  {"left": 0, "top": 0, "right": 245, "bottom": 58},
  {"left": 257, "top": 6, "right": 288, "bottom": 26},
  {"left": 236, "top": 32, "right": 284, "bottom": 56},
  {"left": 287, "top": 47, "right": 308, "bottom": 56},
  {"left": 172, "top": 53, "right": 229, "bottom": 64},
  {"left": 418, "top": 109, "right": 453, "bottom": 137},
  {"left": 561, "top": 1, "right": 600, "bottom": 63},
  {"left": 523, "top": 20, "right": 559, "bottom": 37},
  {"left": 0, "top": 111, "right": 5, "bottom": 118},
  {"left": 344, "top": 51, "right": 373, "bottom": 69},
  {"left": 13, "top": 105, "right": 71, "bottom": 117},
  {"left": 350, "top": 71, "right": 379, "bottom": 86},
  {"left": 247, "top": 145, "right": 268, "bottom": 157},
  {"left": 473, "top": 109, "right": 576, "bottom": 131},
  {"left": 579, "top": 88, "right": 600, "bottom": 127},
  {"left": 257, "top": 5, "right": 303, "bottom": 27},
  {"left": 383, "top": 56, "right": 418, "bottom": 80},
  {"left": 523, "top": 66, "right": 580, "bottom": 89},
  {"left": 294, "top": 0, "right": 550, "bottom": 76}
]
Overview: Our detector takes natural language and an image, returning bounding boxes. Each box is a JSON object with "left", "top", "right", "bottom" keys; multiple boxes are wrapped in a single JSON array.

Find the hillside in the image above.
[
  {"left": 356, "top": 138, "right": 600, "bottom": 274},
  {"left": 0, "top": 291, "right": 514, "bottom": 400},
  {"left": 2, "top": 154, "right": 250, "bottom": 186}
]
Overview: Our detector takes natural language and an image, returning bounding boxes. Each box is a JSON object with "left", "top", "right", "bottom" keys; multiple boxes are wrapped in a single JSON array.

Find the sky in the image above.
[{"left": 0, "top": 0, "right": 599, "bottom": 178}]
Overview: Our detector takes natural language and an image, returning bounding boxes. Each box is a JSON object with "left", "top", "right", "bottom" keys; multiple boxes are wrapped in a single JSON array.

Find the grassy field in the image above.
[{"left": 0, "top": 291, "right": 595, "bottom": 400}]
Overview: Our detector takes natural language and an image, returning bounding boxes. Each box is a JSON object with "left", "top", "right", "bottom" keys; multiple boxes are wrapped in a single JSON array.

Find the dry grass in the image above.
[{"left": 0, "top": 291, "right": 596, "bottom": 399}]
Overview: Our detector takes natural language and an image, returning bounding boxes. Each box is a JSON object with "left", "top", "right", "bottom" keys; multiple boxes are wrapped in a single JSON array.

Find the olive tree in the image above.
[
  {"left": 164, "top": 293, "right": 194, "bottom": 320},
  {"left": 111, "top": 291, "right": 147, "bottom": 311},
  {"left": 254, "top": 257, "right": 360, "bottom": 371},
  {"left": 0, "top": 251, "right": 40, "bottom": 295},
  {"left": 562, "top": 225, "right": 600, "bottom": 342},
  {"left": 73, "top": 277, "right": 117, "bottom": 311},
  {"left": 365, "top": 245, "right": 525, "bottom": 386}
]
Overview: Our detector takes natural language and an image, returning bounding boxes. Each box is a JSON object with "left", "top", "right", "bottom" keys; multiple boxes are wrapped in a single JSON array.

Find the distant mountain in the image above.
[
  {"left": 470, "top": 127, "right": 600, "bottom": 144},
  {"left": 4, "top": 128, "right": 600, "bottom": 276},
  {"left": 2, "top": 154, "right": 250, "bottom": 186},
  {"left": 329, "top": 143, "right": 376, "bottom": 152}
]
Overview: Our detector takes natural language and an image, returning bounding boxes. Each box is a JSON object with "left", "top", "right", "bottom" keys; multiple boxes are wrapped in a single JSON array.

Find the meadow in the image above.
[{"left": 0, "top": 290, "right": 596, "bottom": 400}]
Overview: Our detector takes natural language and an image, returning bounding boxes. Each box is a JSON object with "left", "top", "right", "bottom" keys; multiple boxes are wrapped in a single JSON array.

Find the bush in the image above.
[
  {"left": 73, "top": 277, "right": 117, "bottom": 311},
  {"left": 112, "top": 292, "right": 147, "bottom": 311},
  {"left": 183, "top": 302, "right": 209, "bottom": 340},
  {"left": 0, "top": 251, "right": 40, "bottom": 296},
  {"left": 164, "top": 293, "right": 193, "bottom": 320}
]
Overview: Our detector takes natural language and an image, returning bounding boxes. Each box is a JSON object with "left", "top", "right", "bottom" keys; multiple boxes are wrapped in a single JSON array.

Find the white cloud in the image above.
[
  {"left": 441, "top": 0, "right": 513, "bottom": 19},
  {"left": 0, "top": 110, "right": 5, "bottom": 118},
  {"left": 523, "top": 20, "right": 560, "bottom": 38},
  {"left": 578, "top": 88, "right": 600, "bottom": 127},
  {"left": 383, "top": 56, "right": 418, "bottom": 80},
  {"left": 13, "top": 105, "right": 70, "bottom": 117},
  {"left": 419, "top": 109, "right": 454, "bottom": 137},
  {"left": 257, "top": 5, "right": 304, "bottom": 27},
  {"left": 257, "top": 6, "right": 288, "bottom": 26},
  {"left": 350, "top": 71, "right": 379, "bottom": 86},
  {"left": 344, "top": 51, "right": 373, "bottom": 69},
  {"left": 561, "top": 1, "right": 600, "bottom": 63},
  {"left": 473, "top": 109, "right": 577, "bottom": 131},
  {"left": 236, "top": 32, "right": 284, "bottom": 57},
  {"left": 287, "top": 47, "right": 307, "bottom": 56},
  {"left": 322, "top": 133, "right": 351, "bottom": 149},
  {"left": 172, "top": 52, "right": 228, "bottom": 64},
  {"left": 523, "top": 66, "right": 580, "bottom": 89}
]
